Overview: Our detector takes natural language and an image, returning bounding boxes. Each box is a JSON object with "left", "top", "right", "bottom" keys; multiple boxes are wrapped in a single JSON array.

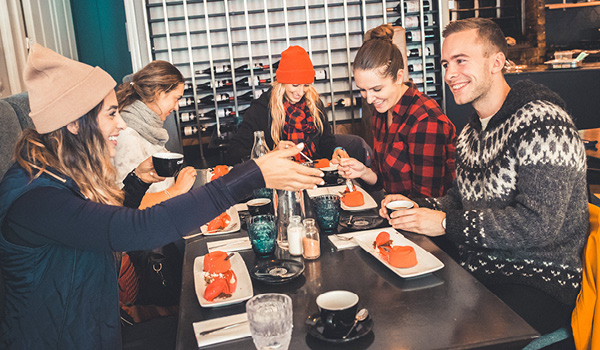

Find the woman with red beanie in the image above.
[
  {"left": 0, "top": 44, "right": 324, "bottom": 349},
  {"left": 227, "top": 45, "right": 346, "bottom": 164}
]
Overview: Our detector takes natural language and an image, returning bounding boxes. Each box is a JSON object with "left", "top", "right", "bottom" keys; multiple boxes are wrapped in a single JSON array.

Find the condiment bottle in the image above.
[
  {"left": 302, "top": 218, "right": 320, "bottom": 260},
  {"left": 287, "top": 216, "right": 304, "bottom": 256}
]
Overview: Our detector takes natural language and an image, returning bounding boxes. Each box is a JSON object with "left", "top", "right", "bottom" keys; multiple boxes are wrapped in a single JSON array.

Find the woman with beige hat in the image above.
[{"left": 0, "top": 44, "right": 324, "bottom": 349}]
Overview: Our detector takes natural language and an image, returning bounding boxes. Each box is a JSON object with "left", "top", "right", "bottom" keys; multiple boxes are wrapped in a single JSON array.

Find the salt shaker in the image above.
[
  {"left": 302, "top": 218, "right": 320, "bottom": 260},
  {"left": 287, "top": 216, "right": 304, "bottom": 256}
]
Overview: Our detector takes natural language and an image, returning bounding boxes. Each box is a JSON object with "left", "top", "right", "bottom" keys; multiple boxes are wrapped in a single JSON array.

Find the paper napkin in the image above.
[
  {"left": 328, "top": 233, "right": 359, "bottom": 250},
  {"left": 207, "top": 237, "right": 252, "bottom": 253},
  {"left": 193, "top": 313, "right": 251, "bottom": 348}
]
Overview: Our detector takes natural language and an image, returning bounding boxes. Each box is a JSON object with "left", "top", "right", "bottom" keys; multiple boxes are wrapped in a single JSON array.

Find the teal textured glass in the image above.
[
  {"left": 313, "top": 194, "right": 340, "bottom": 231},
  {"left": 248, "top": 214, "right": 277, "bottom": 256},
  {"left": 253, "top": 187, "right": 273, "bottom": 200}
]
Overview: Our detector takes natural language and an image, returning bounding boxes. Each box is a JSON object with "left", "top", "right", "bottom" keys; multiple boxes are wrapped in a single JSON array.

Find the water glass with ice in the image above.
[{"left": 246, "top": 293, "right": 293, "bottom": 350}]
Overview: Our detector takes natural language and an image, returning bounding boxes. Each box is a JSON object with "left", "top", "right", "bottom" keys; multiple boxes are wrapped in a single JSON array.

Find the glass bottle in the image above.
[
  {"left": 287, "top": 216, "right": 304, "bottom": 256},
  {"left": 302, "top": 218, "right": 320, "bottom": 260},
  {"left": 251, "top": 131, "right": 269, "bottom": 159}
]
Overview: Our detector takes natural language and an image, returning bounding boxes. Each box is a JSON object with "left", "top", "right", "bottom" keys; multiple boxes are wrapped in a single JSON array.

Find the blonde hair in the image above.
[
  {"left": 268, "top": 81, "right": 324, "bottom": 145},
  {"left": 14, "top": 102, "right": 123, "bottom": 205}
]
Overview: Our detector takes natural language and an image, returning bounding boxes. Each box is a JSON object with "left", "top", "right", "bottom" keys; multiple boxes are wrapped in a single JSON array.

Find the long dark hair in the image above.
[
  {"left": 353, "top": 24, "right": 405, "bottom": 81},
  {"left": 14, "top": 101, "right": 123, "bottom": 205},
  {"left": 116, "top": 60, "right": 185, "bottom": 112}
]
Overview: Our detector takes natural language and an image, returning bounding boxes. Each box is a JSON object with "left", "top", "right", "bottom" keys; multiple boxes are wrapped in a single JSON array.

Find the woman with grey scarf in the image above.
[{"left": 114, "top": 61, "right": 196, "bottom": 209}]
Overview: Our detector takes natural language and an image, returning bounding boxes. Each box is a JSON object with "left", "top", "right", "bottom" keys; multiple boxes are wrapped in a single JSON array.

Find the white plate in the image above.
[
  {"left": 200, "top": 207, "right": 241, "bottom": 235},
  {"left": 353, "top": 227, "right": 444, "bottom": 278},
  {"left": 306, "top": 185, "right": 377, "bottom": 211},
  {"left": 193, "top": 252, "right": 253, "bottom": 307},
  {"left": 183, "top": 207, "right": 240, "bottom": 239}
]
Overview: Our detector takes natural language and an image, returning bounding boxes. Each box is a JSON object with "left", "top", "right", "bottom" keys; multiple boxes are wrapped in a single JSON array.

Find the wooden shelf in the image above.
[{"left": 546, "top": 1, "right": 600, "bottom": 10}]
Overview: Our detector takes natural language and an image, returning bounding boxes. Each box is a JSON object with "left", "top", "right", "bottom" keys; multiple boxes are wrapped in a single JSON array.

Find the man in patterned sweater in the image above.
[{"left": 380, "top": 18, "right": 588, "bottom": 335}]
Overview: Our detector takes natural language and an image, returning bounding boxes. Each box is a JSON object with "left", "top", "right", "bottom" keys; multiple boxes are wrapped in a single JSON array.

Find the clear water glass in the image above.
[
  {"left": 246, "top": 293, "right": 293, "bottom": 350},
  {"left": 248, "top": 215, "right": 277, "bottom": 257}
]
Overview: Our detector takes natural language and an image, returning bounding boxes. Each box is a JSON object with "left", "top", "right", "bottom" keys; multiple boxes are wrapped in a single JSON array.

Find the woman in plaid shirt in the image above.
[{"left": 336, "top": 24, "right": 456, "bottom": 198}]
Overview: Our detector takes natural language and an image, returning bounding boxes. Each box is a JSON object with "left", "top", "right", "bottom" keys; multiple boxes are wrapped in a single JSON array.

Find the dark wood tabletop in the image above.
[{"left": 176, "top": 188, "right": 539, "bottom": 349}]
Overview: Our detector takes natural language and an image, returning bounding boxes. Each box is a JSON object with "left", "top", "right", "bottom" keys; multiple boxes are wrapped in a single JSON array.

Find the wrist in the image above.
[{"left": 128, "top": 169, "right": 149, "bottom": 186}]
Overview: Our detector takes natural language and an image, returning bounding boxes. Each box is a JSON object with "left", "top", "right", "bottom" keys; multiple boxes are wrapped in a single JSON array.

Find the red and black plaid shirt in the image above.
[
  {"left": 371, "top": 83, "right": 456, "bottom": 198},
  {"left": 282, "top": 99, "right": 318, "bottom": 162}
]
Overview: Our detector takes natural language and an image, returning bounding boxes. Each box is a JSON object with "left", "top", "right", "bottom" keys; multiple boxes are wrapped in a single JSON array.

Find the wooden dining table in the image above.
[{"left": 177, "top": 181, "right": 539, "bottom": 349}]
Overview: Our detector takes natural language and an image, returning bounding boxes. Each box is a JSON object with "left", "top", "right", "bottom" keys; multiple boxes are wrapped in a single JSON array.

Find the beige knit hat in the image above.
[{"left": 24, "top": 43, "right": 116, "bottom": 134}]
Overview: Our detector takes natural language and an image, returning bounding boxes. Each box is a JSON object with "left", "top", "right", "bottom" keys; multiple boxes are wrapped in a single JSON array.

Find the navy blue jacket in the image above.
[{"left": 0, "top": 161, "right": 263, "bottom": 349}]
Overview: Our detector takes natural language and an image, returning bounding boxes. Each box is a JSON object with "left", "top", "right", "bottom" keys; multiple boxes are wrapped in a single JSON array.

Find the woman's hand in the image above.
[
  {"left": 134, "top": 157, "right": 165, "bottom": 183},
  {"left": 386, "top": 207, "right": 446, "bottom": 237},
  {"left": 275, "top": 140, "right": 296, "bottom": 151},
  {"left": 254, "top": 143, "right": 325, "bottom": 191},
  {"left": 170, "top": 166, "right": 197, "bottom": 196},
  {"left": 335, "top": 157, "right": 378, "bottom": 185},
  {"left": 379, "top": 194, "right": 418, "bottom": 220},
  {"left": 331, "top": 148, "right": 349, "bottom": 160}
]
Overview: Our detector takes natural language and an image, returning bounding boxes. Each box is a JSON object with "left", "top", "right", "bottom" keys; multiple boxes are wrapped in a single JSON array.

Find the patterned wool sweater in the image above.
[{"left": 417, "top": 80, "right": 588, "bottom": 305}]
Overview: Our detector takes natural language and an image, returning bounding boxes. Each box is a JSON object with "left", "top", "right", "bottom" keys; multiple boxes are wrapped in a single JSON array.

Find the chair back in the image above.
[
  {"left": 572, "top": 203, "right": 600, "bottom": 349},
  {"left": 0, "top": 92, "right": 31, "bottom": 321}
]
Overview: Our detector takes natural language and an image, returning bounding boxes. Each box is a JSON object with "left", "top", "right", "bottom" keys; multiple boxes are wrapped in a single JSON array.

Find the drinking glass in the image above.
[
  {"left": 246, "top": 294, "right": 293, "bottom": 350},
  {"left": 248, "top": 215, "right": 277, "bottom": 257},
  {"left": 253, "top": 188, "right": 273, "bottom": 200},
  {"left": 313, "top": 194, "right": 341, "bottom": 231}
]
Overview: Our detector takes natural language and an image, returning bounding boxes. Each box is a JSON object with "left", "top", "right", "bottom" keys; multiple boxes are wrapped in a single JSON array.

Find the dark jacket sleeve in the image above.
[
  {"left": 4, "top": 161, "right": 265, "bottom": 252},
  {"left": 315, "top": 100, "right": 337, "bottom": 159},
  {"left": 121, "top": 170, "right": 151, "bottom": 208},
  {"left": 226, "top": 90, "right": 273, "bottom": 165}
]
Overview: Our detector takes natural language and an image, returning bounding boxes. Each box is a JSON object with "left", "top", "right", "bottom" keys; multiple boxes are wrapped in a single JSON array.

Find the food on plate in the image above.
[
  {"left": 314, "top": 159, "right": 330, "bottom": 168},
  {"left": 373, "top": 231, "right": 417, "bottom": 268},
  {"left": 203, "top": 251, "right": 237, "bottom": 301},
  {"left": 342, "top": 189, "right": 364, "bottom": 207},
  {"left": 210, "top": 165, "right": 230, "bottom": 181},
  {"left": 207, "top": 212, "right": 231, "bottom": 232}
]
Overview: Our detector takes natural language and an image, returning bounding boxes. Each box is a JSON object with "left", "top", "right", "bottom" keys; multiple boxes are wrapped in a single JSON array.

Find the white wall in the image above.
[{"left": 0, "top": 0, "right": 77, "bottom": 96}]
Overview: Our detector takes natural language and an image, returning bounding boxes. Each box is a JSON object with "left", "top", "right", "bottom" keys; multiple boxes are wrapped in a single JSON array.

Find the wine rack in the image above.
[{"left": 127, "top": 0, "right": 444, "bottom": 161}]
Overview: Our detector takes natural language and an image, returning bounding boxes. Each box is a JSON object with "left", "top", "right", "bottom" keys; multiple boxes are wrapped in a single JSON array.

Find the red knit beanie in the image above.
[{"left": 276, "top": 46, "right": 315, "bottom": 84}]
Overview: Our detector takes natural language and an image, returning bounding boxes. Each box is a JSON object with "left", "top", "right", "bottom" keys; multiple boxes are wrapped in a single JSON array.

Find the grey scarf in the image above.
[{"left": 121, "top": 100, "right": 169, "bottom": 146}]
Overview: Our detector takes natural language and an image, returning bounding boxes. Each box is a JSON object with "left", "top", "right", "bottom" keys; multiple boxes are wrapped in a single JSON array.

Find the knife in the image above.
[{"left": 199, "top": 320, "right": 248, "bottom": 336}]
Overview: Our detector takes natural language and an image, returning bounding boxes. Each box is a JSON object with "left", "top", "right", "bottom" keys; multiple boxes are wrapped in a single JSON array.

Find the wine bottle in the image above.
[
  {"left": 178, "top": 97, "right": 194, "bottom": 108},
  {"left": 411, "top": 73, "right": 436, "bottom": 85},
  {"left": 315, "top": 69, "right": 328, "bottom": 81},
  {"left": 407, "top": 43, "right": 435, "bottom": 57},
  {"left": 406, "top": 29, "right": 435, "bottom": 42},
  {"left": 197, "top": 79, "right": 233, "bottom": 90},
  {"left": 198, "top": 108, "right": 236, "bottom": 119},
  {"left": 237, "top": 76, "right": 271, "bottom": 87},
  {"left": 234, "top": 62, "right": 273, "bottom": 73},
  {"left": 237, "top": 90, "right": 263, "bottom": 101},
  {"left": 198, "top": 93, "right": 232, "bottom": 105},
  {"left": 179, "top": 111, "right": 196, "bottom": 123},
  {"left": 196, "top": 64, "right": 231, "bottom": 75},
  {"left": 405, "top": 0, "right": 430, "bottom": 13},
  {"left": 391, "top": 14, "right": 433, "bottom": 28},
  {"left": 251, "top": 130, "right": 269, "bottom": 159},
  {"left": 407, "top": 62, "right": 435, "bottom": 73},
  {"left": 183, "top": 125, "right": 198, "bottom": 137},
  {"left": 327, "top": 97, "right": 362, "bottom": 108}
]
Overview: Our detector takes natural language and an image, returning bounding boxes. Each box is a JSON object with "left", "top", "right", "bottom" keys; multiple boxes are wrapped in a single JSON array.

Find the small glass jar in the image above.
[
  {"left": 302, "top": 218, "right": 320, "bottom": 260},
  {"left": 287, "top": 216, "right": 304, "bottom": 256}
]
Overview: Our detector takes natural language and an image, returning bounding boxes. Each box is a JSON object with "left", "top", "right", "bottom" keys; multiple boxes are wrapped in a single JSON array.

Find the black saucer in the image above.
[
  {"left": 305, "top": 312, "right": 373, "bottom": 343},
  {"left": 318, "top": 177, "right": 345, "bottom": 187},
  {"left": 250, "top": 259, "right": 304, "bottom": 284},
  {"left": 339, "top": 215, "right": 384, "bottom": 230}
]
